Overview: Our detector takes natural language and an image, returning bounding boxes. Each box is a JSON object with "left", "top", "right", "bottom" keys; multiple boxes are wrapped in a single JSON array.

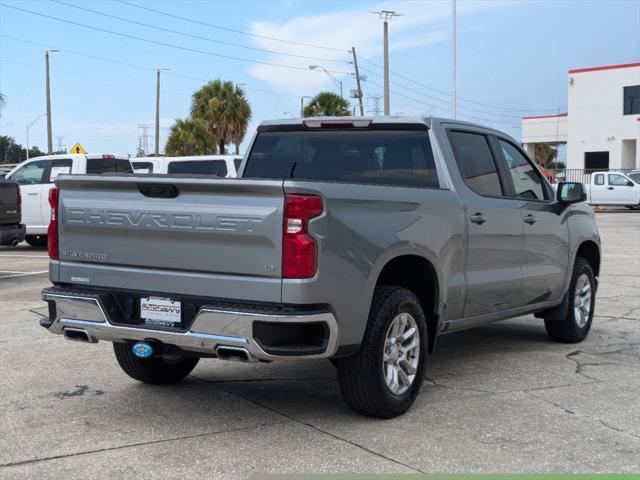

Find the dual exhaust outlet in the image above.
[{"left": 62, "top": 327, "right": 256, "bottom": 362}]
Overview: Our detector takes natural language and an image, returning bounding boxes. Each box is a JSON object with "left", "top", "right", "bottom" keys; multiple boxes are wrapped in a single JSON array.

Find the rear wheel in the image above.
[
  {"left": 25, "top": 234, "right": 47, "bottom": 247},
  {"left": 113, "top": 342, "right": 199, "bottom": 384},
  {"left": 545, "top": 257, "right": 595, "bottom": 343},
  {"left": 336, "top": 286, "right": 428, "bottom": 418}
]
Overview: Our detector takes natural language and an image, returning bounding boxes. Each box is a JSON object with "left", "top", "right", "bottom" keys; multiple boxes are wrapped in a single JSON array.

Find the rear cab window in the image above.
[
  {"left": 243, "top": 125, "right": 439, "bottom": 188},
  {"left": 86, "top": 157, "right": 133, "bottom": 174},
  {"left": 167, "top": 160, "right": 228, "bottom": 176}
]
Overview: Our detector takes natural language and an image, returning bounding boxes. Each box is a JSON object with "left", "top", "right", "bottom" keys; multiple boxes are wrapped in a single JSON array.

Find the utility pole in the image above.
[
  {"left": 45, "top": 49, "right": 59, "bottom": 154},
  {"left": 451, "top": 0, "right": 457, "bottom": 119},
  {"left": 367, "top": 94, "right": 383, "bottom": 115},
  {"left": 372, "top": 11, "right": 401, "bottom": 115},
  {"left": 155, "top": 68, "right": 170, "bottom": 156},
  {"left": 351, "top": 47, "right": 365, "bottom": 116},
  {"left": 300, "top": 96, "right": 310, "bottom": 117}
]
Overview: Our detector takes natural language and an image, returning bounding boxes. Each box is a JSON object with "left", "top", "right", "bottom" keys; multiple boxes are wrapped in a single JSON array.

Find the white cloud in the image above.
[{"left": 248, "top": 1, "right": 515, "bottom": 96}]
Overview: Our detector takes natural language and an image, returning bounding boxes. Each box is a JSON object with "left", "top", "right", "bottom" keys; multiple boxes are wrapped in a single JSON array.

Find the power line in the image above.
[
  {"left": 358, "top": 56, "right": 558, "bottom": 113},
  {"left": 0, "top": 3, "right": 350, "bottom": 74},
  {"left": 114, "top": 0, "right": 350, "bottom": 54},
  {"left": 1, "top": 34, "right": 301, "bottom": 99},
  {"left": 52, "top": 0, "right": 350, "bottom": 64}
]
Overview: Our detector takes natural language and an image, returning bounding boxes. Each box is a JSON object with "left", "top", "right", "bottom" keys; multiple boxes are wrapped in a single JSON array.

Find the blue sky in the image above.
[{"left": 1, "top": 0, "right": 638, "bottom": 156}]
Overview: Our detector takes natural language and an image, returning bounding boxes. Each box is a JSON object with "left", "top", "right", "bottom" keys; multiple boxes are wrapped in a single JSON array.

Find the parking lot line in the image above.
[{"left": 0, "top": 270, "right": 49, "bottom": 278}]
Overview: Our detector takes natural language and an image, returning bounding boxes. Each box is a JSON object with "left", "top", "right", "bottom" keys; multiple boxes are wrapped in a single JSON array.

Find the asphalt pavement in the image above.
[{"left": 1, "top": 211, "right": 639, "bottom": 478}]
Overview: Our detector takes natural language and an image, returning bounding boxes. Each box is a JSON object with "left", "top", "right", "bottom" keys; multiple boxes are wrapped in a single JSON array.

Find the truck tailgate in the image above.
[{"left": 55, "top": 175, "right": 284, "bottom": 302}]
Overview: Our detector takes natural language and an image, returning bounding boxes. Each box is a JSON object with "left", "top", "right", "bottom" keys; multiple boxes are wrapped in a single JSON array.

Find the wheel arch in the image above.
[{"left": 576, "top": 240, "right": 600, "bottom": 278}]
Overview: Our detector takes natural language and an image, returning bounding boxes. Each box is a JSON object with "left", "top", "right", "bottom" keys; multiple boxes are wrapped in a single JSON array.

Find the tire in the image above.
[
  {"left": 545, "top": 257, "right": 595, "bottom": 343},
  {"left": 113, "top": 342, "right": 199, "bottom": 385},
  {"left": 25, "top": 235, "right": 47, "bottom": 247},
  {"left": 336, "top": 286, "right": 428, "bottom": 418}
]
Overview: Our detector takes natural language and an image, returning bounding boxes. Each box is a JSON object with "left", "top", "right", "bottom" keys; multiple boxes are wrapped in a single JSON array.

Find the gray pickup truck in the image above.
[
  {"left": 0, "top": 178, "right": 26, "bottom": 247},
  {"left": 40, "top": 117, "right": 600, "bottom": 418}
]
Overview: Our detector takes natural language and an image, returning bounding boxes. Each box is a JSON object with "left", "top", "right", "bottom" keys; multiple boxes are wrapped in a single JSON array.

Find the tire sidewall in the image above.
[
  {"left": 374, "top": 291, "right": 428, "bottom": 411},
  {"left": 568, "top": 259, "right": 596, "bottom": 337}
]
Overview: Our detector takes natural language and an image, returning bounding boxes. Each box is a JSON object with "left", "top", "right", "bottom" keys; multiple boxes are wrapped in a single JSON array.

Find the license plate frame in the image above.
[{"left": 140, "top": 296, "right": 182, "bottom": 329}]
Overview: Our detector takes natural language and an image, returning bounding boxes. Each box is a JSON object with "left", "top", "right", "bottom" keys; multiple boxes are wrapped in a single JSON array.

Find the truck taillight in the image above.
[
  {"left": 48, "top": 187, "right": 59, "bottom": 260},
  {"left": 283, "top": 194, "right": 323, "bottom": 279},
  {"left": 15, "top": 184, "right": 21, "bottom": 214}
]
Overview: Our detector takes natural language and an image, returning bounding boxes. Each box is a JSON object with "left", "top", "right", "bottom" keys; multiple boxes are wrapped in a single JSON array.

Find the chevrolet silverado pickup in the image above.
[{"left": 40, "top": 117, "right": 601, "bottom": 418}]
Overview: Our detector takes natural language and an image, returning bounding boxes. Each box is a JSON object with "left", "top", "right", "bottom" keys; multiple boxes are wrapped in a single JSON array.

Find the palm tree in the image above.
[
  {"left": 534, "top": 143, "right": 558, "bottom": 168},
  {"left": 190, "top": 80, "right": 251, "bottom": 154},
  {"left": 303, "top": 92, "right": 350, "bottom": 117},
  {"left": 165, "top": 118, "right": 217, "bottom": 157}
]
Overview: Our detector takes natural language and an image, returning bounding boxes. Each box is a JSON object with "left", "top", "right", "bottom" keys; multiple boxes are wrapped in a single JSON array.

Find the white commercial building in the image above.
[{"left": 522, "top": 62, "right": 640, "bottom": 170}]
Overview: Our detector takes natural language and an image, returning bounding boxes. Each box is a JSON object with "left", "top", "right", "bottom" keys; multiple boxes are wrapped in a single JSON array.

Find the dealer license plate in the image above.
[{"left": 140, "top": 296, "right": 182, "bottom": 328}]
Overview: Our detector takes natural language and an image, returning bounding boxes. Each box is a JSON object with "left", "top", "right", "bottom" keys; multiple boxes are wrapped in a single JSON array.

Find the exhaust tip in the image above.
[
  {"left": 215, "top": 345, "right": 255, "bottom": 363},
  {"left": 63, "top": 328, "right": 97, "bottom": 343}
]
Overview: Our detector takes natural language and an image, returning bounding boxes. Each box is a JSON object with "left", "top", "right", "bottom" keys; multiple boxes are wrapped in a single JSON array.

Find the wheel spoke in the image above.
[
  {"left": 399, "top": 358, "right": 417, "bottom": 375},
  {"left": 398, "top": 327, "right": 416, "bottom": 343}
]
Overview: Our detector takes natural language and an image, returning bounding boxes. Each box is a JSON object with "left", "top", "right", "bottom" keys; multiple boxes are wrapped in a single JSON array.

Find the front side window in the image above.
[
  {"left": 498, "top": 139, "right": 546, "bottom": 200},
  {"left": 609, "top": 173, "right": 632, "bottom": 186},
  {"left": 623, "top": 85, "right": 640, "bottom": 115},
  {"left": 448, "top": 131, "right": 502, "bottom": 197},
  {"left": 628, "top": 172, "right": 640, "bottom": 184},
  {"left": 594, "top": 174, "right": 605, "bottom": 185},
  {"left": 48, "top": 158, "right": 72, "bottom": 182},
  {"left": 167, "top": 160, "right": 228, "bottom": 176},
  {"left": 244, "top": 129, "right": 439, "bottom": 188},
  {"left": 9, "top": 160, "right": 47, "bottom": 185}
]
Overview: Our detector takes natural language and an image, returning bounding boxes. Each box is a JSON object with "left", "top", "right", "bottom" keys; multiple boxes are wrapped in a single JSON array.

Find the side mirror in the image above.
[
  {"left": 627, "top": 181, "right": 634, "bottom": 187},
  {"left": 557, "top": 182, "right": 586, "bottom": 204}
]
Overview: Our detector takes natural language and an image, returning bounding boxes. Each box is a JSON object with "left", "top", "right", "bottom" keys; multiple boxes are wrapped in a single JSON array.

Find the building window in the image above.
[
  {"left": 623, "top": 85, "right": 640, "bottom": 115},
  {"left": 584, "top": 151, "right": 609, "bottom": 170}
]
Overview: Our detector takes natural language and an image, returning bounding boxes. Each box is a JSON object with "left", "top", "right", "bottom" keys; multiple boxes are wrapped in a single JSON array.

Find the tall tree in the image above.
[
  {"left": 534, "top": 143, "right": 558, "bottom": 168},
  {"left": 303, "top": 92, "right": 350, "bottom": 117},
  {"left": 190, "top": 80, "right": 251, "bottom": 155},
  {"left": 0, "top": 136, "right": 44, "bottom": 163},
  {"left": 165, "top": 118, "right": 217, "bottom": 157}
]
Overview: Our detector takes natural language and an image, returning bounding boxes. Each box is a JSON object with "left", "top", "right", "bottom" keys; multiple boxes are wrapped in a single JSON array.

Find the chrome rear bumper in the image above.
[{"left": 41, "top": 287, "right": 338, "bottom": 361}]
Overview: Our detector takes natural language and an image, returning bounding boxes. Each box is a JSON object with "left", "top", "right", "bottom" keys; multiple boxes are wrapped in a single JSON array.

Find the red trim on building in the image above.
[
  {"left": 522, "top": 113, "right": 568, "bottom": 120},
  {"left": 568, "top": 62, "right": 640, "bottom": 74}
]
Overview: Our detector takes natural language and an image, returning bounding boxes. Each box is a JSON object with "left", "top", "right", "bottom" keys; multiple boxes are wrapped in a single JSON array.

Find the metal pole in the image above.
[
  {"left": 451, "top": 0, "right": 457, "bottom": 119},
  {"left": 339, "top": 80, "right": 343, "bottom": 99},
  {"left": 45, "top": 51, "right": 53, "bottom": 154},
  {"left": 26, "top": 126, "right": 29, "bottom": 160},
  {"left": 351, "top": 47, "right": 365, "bottom": 116},
  {"left": 300, "top": 97, "right": 304, "bottom": 117},
  {"left": 155, "top": 68, "right": 160, "bottom": 156},
  {"left": 383, "top": 19, "right": 390, "bottom": 115}
]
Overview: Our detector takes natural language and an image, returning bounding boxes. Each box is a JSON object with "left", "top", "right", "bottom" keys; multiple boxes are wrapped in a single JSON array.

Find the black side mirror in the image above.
[{"left": 557, "top": 182, "right": 586, "bottom": 204}]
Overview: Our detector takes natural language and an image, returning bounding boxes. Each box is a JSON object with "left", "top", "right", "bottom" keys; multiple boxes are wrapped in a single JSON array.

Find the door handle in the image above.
[
  {"left": 524, "top": 214, "right": 538, "bottom": 225},
  {"left": 607, "top": 187, "right": 614, "bottom": 190},
  {"left": 26, "top": 192, "right": 38, "bottom": 196},
  {"left": 469, "top": 213, "right": 487, "bottom": 225}
]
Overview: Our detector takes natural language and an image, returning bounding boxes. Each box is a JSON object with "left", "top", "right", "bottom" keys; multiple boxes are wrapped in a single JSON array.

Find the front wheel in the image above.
[
  {"left": 545, "top": 257, "right": 596, "bottom": 343},
  {"left": 336, "top": 286, "right": 428, "bottom": 418},
  {"left": 113, "top": 342, "right": 199, "bottom": 384}
]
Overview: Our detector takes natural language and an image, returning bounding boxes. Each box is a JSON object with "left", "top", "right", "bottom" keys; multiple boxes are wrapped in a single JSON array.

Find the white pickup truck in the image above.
[
  {"left": 585, "top": 171, "right": 640, "bottom": 209},
  {"left": 130, "top": 155, "right": 243, "bottom": 177},
  {"left": 4, "top": 154, "right": 132, "bottom": 246}
]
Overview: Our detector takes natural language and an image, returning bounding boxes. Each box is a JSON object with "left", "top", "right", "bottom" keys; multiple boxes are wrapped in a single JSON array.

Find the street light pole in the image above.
[
  {"left": 45, "top": 49, "right": 59, "bottom": 155},
  {"left": 155, "top": 68, "right": 170, "bottom": 156},
  {"left": 308, "top": 65, "right": 343, "bottom": 99},
  {"left": 451, "top": 0, "right": 457, "bottom": 119},
  {"left": 300, "top": 96, "right": 310, "bottom": 117},
  {"left": 372, "top": 11, "right": 401, "bottom": 115}
]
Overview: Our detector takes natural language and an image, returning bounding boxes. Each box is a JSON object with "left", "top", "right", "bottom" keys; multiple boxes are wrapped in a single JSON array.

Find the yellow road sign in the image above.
[{"left": 69, "top": 143, "right": 87, "bottom": 154}]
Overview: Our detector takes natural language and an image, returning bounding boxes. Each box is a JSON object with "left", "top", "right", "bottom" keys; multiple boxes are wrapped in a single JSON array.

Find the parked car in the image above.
[
  {"left": 40, "top": 117, "right": 601, "bottom": 418},
  {"left": 586, "top": 171, "right": 640, "bottom": 209},
  {"left": 0, "top": 178, "right": 26, "bottom": 247},
  {"left": 131, "top": 155, "right": 243, "bottom": 177},
  {"left": 4, "top": 154, "right": 132, "bottom": 246}
]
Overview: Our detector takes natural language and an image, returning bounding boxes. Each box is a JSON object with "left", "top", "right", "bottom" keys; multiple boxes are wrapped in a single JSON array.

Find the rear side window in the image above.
[
  {"left": 167, "top": 160, "right": 227, "bottom": 176},
  {"left": 449, "top": 131, "right": 502, "bottom": 197},
  {"left": 234, "top": 158, "right": 242, "bottom": 172},
  {"left": 86, "top": 158, "right": 133, "bottom": 174},
  {"left": 594, "top": 174, "right": 605, "bottom": 185},
  {"left": 244, "top": 130, "right": 439, "bottom": 188},
  {"left": 48, "top": 158, "right": 72, "bottom": 182},
  {"left": 132, "top": 161, "right": 154, "bottom": 173}
]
